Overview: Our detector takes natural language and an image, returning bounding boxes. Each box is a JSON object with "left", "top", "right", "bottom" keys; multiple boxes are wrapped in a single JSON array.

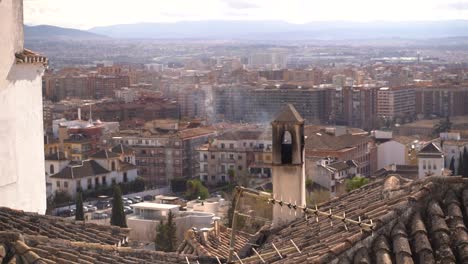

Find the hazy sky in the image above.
[{"left": 24, "top": 0, "right": 468, "bottom": 29}]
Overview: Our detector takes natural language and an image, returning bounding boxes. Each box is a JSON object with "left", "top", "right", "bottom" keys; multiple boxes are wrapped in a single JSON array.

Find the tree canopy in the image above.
[
  {"left": 75, "top": 191, "right": 84, "bottom": 221},
  {"left": 185, "top": 179, "right": 209, "bottom": 200},
  {"left": 110, "top": 185, "right": 127, "bottom": 228},
  {"left": 345, "top": 176, "right": 370, "bottom": 192},
  {"left": 154, "top": 211, "right": 177, "bottom": 252}
]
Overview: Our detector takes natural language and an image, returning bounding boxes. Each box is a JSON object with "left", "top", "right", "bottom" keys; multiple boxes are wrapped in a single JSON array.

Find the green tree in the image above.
[
  {"left": 166, "top": 211, "right": 177, "bottom": 252},
  {"left": 433, "top": 116, "right": 452, "bottom": 136},
  {"left": 185, "top": 179, "right": 209, "bottom": 200},
  {"left": 449, "top": 157, "right": 455, "bottom": 176},
  {"left": 75, "top": 192, "right": 85, "bottom": 221},
  {"left": 345, "top": 176, "right": 370, "bottom": 192},
  {"left": 458, "top": 151, "right": 464, "bottom": 176},
  {"left": 464, "top": 148, "right": 468, "bottom": 178},
  {"left": 110, "top": 185, "right": 127, "bottom": 228},
  {"left": 155, "top": 219, "right": 167, "bottom": 251},
  {"left": 305, "top": 179, "right": 313, "bottom": 193},
  {"left": 52, "top": 191, "right": 73, "bottom": 207}
]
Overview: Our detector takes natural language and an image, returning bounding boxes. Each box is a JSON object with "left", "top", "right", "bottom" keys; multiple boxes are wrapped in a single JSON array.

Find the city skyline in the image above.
[{"left": 24, "top": 0, "right": 468, "bottom": 29}]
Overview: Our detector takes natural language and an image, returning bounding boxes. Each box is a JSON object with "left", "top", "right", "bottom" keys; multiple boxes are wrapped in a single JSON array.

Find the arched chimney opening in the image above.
[{"left": 281, "top": 131, "right": 293, "bottom": 164}]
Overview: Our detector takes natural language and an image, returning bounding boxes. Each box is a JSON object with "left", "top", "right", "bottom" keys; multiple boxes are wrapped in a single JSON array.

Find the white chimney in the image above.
[
  {"left": 212, "top": 216, "right": 221, "bottom": 237},
  {"left": 78, "top": 108, "right": 82, "bottom": 120}
]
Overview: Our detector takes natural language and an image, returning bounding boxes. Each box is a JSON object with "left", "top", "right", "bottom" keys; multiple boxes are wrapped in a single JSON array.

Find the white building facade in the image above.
[{"left": 0, "top": 0, "right": 48, "bottom": 214}]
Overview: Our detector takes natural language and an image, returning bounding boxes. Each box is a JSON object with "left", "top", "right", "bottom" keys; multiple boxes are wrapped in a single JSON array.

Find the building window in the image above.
[
  {"left": 102, "top": 176, "right": 107, "bottom": 186},
  {"left": 50, "top": 164, "right": 55, "bottom": 174},
  {"left": 95, "top": 177, "right": 99, "bottom": 187},
  {"left": 229, "top": 143, "right": 234, "bottom": 149},
  {"left": 211, "top": 154, "right": 215, "bottom": 159},
  {"left": 87, "top": 179, "right": 92, "bottom": 190},
  {"left": 56, "top": 181, "right": 60, "bottom": 187},
  {"left": 221, "top": 165, "right": 226, "bottom": 173},
  {"left": 238, "top": 165, "right": 243, "bottom": 171},
  {"left": 111, "top": 161, "right": 116, "bottom": 171},
  {"left": 64, "top": 182, "right": 68, "bottom": 188},
  {"left": 203, "top": 154, "right": 208, "bottom": 160},
  {"left": 211, "top": 175, "right": 216, "bottom": 181},
  {"left": 238, "top": 155, "right": 242, "bottom": 160},
  {"left": 76, "top": 180, "right": 81, "bottom": 190},
  {"left": 423, "top": 160, "right": 427, "bottom": 170},
  {"left": 123, "top": 172, "right": 128, "bottom": 183},
  {"left": 221, "top": 143, "right": 225, "bottom": 149},
  {"left": 203, "top": 175, "right": 208, "bottom": 181},
  {"left": 221, "top": 176, "right": 226, "bottom": 182},
  {"left": 229, "top": 154, "right": 234, "bottom": 160},
  {"left": 112, "top": 178, "right": 116, "bottom": 185},
  {"left": 433, "top": 164, "right": 437, "bottom": 170}
]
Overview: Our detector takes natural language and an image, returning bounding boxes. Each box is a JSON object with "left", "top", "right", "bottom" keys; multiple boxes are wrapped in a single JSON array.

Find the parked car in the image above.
[
  {"left": 95, "top": 200, "right": 111, "bottom": 210},
  {"left": 133, "top": 196, "right": 142, "bottom": 202},
  {"left": 124, "top": 206, "right": 134, "bottom": 215},
  {"left": 143, "top": 195, "right": 154, "bottom": 201},
  {"left": 84, "top": 205, "right": 97, "bottom": 212},
  {"left": 57, "top": 209, "right": 74, "bottom": 217},
  {"left": 92, "top": 212, "right": 109, "bottom": 220},
  {"left": 123, "top": 200, "right": 133, "bottom": 206}
]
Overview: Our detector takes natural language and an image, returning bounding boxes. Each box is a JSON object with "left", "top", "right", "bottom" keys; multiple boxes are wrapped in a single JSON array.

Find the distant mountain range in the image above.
[
  {"left": 24, "top": 25, "right": 107, "bottom": 40},
  {"left": 88, "top": 20, "right": 468, "bottom": 40},
  {"left": 25, "top": 20, "right": 468, "bottom": 41}
]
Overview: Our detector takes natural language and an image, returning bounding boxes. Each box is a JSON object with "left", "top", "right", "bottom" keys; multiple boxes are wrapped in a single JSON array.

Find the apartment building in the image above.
[
  {"left": 113, "top": 123, "right": 217, "bottom": 186},
  {"left": 197, "top": 129, "right": 272, "bottom": 185},
  {"left": 377, "top": 87, "right": 416, "bottom": 121},
  {"left": 415, "top": 85, "right": 468, "bottom": 118}
]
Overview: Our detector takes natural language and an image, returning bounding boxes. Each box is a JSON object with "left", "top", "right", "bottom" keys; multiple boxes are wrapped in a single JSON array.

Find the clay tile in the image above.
[
  {"left": 413, "top": 232, "right": 432, "bottom": 253},
  {"left": 393, "top": 236, "right": 412, "bottom": 256},
  {"left": 353, "top": 247, "right": 371, "bottom": 264},
  {"left": 14, "top": 240, "right": 31, "bottom": 255},
  {"left": 410, "top": 212, "right": 427, "bottom": 236},
  {"left": 391, "top": 222, "right": 408, "bottom": 238},
  {"left": 426, "top": 201, "right": 445, "bottom": 217},
  {"left": 383, "top": 176, "right": 400, "bottom": 191},
  {"left": 446, "top": 203, "right": 463, "bottom": 219},
  {"left": 452, "top": 230, "right": 468, "bottom": 248},
  {"left": 444, "top": 189, "right": 460, "bottom": 206},
  {"left": 430, "top": 217, "right": 450, "bottom": 233},
  {"left": 462, "top": 189, "right": 468, "bottom": 205},
  {"left": 373, "top": 235, "right": 391, "bottom": 253}
]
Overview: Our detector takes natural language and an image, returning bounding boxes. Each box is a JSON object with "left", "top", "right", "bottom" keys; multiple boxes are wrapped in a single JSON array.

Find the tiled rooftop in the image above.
[
  {"left": 0, "top": 207, "right": 127, "bottom": 246},
  {"left": 239, "top": 175, "right": 468, "bottom": 263}
]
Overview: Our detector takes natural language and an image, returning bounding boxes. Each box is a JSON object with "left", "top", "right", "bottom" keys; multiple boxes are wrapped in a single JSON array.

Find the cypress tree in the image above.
[
  {"left": 464, "top": 148, "right": 468, "bottom": 178},
  {"left": 458, "top": 151, "right": 464, "bottom": 176},
  {"left": 155, "top": 219, "right": 167, "bottom": 251},
  {"left": 449, "top": 157, "right": 455, "bottom": 176},
  {"left": 166, "top": 211, "right": 177, "bottom": 252},
  {"left": 75, "top": 191, "right": 84, "bottom": 221},
  {"left": 110, "top": 185, "right": 127, "bottom": 227}
]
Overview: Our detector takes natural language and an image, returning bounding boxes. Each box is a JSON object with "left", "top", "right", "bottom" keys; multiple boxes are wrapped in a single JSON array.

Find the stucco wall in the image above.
[
  {"left": 272, "top": 164, "right": 305, "bottom": 226},
  {"left": 377, "top": 140, "right": 406, "bottom": 169},
  {"left": 0, "top": 63, "right": 46, "bottom": 214},
  {"left": 0, "top": 0, "right": 23, "bottom": 88}
]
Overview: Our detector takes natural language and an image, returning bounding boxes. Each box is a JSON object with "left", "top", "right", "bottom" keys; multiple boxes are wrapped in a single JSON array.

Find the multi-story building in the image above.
[
  {"left": 0, "top": 0, "right": 48, "bottom": 213},
  {"left": 178, "top": 88, "right": 206, "bottom": 120},
  {"left": 377, "top": 87, "right": 416, "bottom": 121},
  {"left": 308, "top": 158, "right": 358, "bottom": 197},
  {"left": 342, "top": 86, "right": 379, "bottom": 131},
  {"left": 246, "top": 85, "right": 327, "bottom": 124},
  {"left": 43, "top": 73, "right": 91, "bottom": 101},
  {"left": 47, "top": 145, "right": 138, "bottom": 199},
  {"left": 415, "top": 85, "right": 468, "bottom": 118},
  {"left": 113, "top": 124, "right": 217, "bottom": 186},
  {"left": 197, "top": 129, "right": 272, "bottom": 185},
  {"left": 89, "top": 75, "right": 130, "bottom": 99},
  {"left": 304, "top": 126, "right": 377, "bottom": 176}
]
